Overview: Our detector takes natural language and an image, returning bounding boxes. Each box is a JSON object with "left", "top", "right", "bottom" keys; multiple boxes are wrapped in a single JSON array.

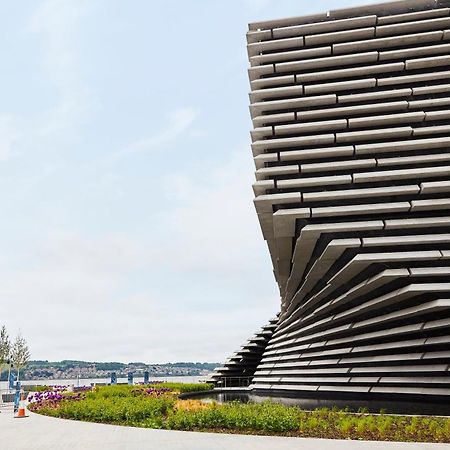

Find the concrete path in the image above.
[{"left": 0, "top": 405, "right": 449, "bottom": 450}]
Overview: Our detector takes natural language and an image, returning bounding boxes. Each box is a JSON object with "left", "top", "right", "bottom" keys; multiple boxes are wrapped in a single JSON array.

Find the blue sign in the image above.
[
  {"left": 127, "top": 373, "right": 133, "bottom": 385},
  {"left": 8, "top": 371, "right": 15, "bottom": 390},
  {"left": 14, "top": 382, "right": 21, "bottom": 413},
  {"left": 111, "top": 372, "right": 117, "bottom": 385},
  {"left": 144, "top": 371, "right": 149, "bottom": 384}
]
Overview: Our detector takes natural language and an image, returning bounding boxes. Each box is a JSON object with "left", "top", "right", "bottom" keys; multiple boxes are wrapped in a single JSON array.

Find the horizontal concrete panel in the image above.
[
  {"left": 305, "top": 27, "right": 375, "bottom": 46},
  {"left": 251, "top": 75, "right": 295, "bottom": 91},
  {"left": 275, "top": 119, "right": 348, "bottom": 135},
  {"left": 334, "top": 30, "right": 443, "bottom": 54},
  {"left": 272, "top": 15, "right": 377, "bottom": 39},
  {"left": 252, "top": 112, "right": 295, "bottom": 128},
  {"left": 380, "top": 43, "right": 450, "bottom": 61},
  {"left": 405, "top": 54, "right": 450, "bottom": 70},
  {"left": 247, "top": 36, "right": 304, "bottom": 58},
  {"left": 250, "top": 94, "right": 336, "bottom": 118},
  {"left": 252, "top": 134, "right": 335, "bottom": 154},
  {"left": 298, "top": 100, "right": 408, "bottom": 121},
  {"left": 277, "top": 174, "right": 351, "bottom": 189},
  {"left": 296, "top": 62, "right": 404, "bottom": 83},
  {"left": 413, "top": 125, "right": 450, "bottom": 137},
  {"left": 329, "top": 1, "right": 437, "bottom": 20},
  {"left": 312, "top": 201, "right": 410, "bottom": 218},
  {"left": 300, "top": 158, "right": 376, "bottom": 173},
  {"left": 249, "top": 85, "right": 304, "bottom": 103},
  {"left": 304, "top": 78, "right": 376, "bottom": 95},
  {"left": 348, "top": 111, "right": 425, "bottom": 128},
  {"left": 375, "top": 16, "right": 450, "bottom": 37},
  {"left": 279, "top": 146, "right": 354, "bottom": 162},
  {"left": 303, "top": 184, "right": 419, "bottom": 202},
  {"left": 248, "top": 13, "right": 327, "bottom": 32},
  {"left": 354, "top": 165, "right": 450, "bottom": 182},
  {"left": 338, "top": 88, "right": 412, "bottom": 104},
  {"left": 355, "top": 136, "right": 450, "bottom": 155},
  {"left": 275, "top": 52, "right": 378, "bottom": 73},
  {"left": 377, "top": 7, "right": 450, "bottom": 25},
  {"left": 378, "top": 70, "right": 450, "bottom": 86},
  {"left": 255, "top": 165, "right": 300, "bottom": 181},
  {"left": 377, "top": 152, "right": 450, "bottom": 167},
  {"left": 250, "top": 46, "right": 331, "bottom": 67},
  {"left": 336, "top": 126, "right": 412, "bottom": 143},
  {"left": 413, "top": 83, "right": 450, "bottom": 96}
]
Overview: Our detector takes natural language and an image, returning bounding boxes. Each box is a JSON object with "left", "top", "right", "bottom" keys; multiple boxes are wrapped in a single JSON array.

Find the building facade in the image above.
[{"left": 210, "top": 0, "right": 450, "bottom": 399}]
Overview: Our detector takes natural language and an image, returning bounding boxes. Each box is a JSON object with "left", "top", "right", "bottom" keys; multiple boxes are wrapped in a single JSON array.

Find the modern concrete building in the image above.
[{"left": 211, "top": 0, "right": 450, "bottom": 399}]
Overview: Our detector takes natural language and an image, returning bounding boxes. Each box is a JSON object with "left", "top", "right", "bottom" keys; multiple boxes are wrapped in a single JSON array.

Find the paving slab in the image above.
[{"left": 0, "top": 405, "right": 448, "bottom": 450}]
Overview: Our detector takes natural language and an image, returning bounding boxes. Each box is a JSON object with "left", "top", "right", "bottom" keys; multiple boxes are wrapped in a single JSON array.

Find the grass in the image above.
[{"left": 29, "top": 384, "right": 450, "bottom": 442}]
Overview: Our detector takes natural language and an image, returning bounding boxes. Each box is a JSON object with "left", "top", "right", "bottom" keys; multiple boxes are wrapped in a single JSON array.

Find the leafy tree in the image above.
[
  {"left": 0, "top": 325, "right": 11, "bottom": 378},
  {"left": 10, "top": 333, "right": 30, "bottom": 382}
]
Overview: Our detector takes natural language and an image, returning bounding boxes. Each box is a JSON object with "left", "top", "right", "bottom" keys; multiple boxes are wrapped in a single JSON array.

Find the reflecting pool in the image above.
[{"left": 187, "top": 391, "right": 450, "bottom": 416}]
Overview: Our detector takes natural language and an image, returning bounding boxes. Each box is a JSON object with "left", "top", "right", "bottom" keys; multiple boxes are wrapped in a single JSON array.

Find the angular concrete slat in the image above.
[
  {"left": 250, "top": 46, "right": 331, "bottom": 67},
  {"left": 380, "top": 43, "right": 450, "bottom": 61},
  {"left": 335, "top": 30, "right": 443, "bottom": 54},
  {"left": 376, "top": 17, "right": 450, "bottom": 37},
  {"left": 305, "top": 27, "right": 375, "bottom": 45},
  {"left": 377, "top": 7, "right": 450, "bottom": 25}
]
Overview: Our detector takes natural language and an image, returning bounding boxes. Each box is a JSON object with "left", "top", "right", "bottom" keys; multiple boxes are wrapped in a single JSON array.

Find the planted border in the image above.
[{"left": 29, "top": 384, "right": 450, "bottom": 442}]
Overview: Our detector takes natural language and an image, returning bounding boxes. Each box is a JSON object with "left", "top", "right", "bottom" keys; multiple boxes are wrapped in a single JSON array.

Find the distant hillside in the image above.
[{"left": 1, "top": 360, "right": 218, "bottom": 381}]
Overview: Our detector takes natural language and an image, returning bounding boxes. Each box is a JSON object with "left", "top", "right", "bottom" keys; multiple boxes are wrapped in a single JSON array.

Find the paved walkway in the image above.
[{"left": 0, "top": 404, "right": 449, "bottom": 450}]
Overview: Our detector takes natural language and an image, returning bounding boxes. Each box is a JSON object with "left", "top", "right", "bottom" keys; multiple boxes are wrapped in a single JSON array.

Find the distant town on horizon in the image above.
[{"left": 1, "top": 360, "right": 218, "bottom": 381}]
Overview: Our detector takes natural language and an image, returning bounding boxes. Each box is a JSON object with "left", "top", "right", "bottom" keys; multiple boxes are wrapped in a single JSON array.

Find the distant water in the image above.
[{"left": 0, "top": 375, "right": 207, "bottom": 391}]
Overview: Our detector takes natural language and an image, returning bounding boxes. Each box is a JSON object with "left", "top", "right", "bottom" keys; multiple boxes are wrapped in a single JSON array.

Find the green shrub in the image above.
[
  {"left": 166, "top": 401, "right": 300, "bottom": 432},
  {"left": 54, "top": 394, "right": 175, "bottom": 427}
]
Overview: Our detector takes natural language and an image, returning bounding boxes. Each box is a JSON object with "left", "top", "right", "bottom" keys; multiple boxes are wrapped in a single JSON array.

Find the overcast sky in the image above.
[{"left": 0, "top": 0, "right": 384, "bottom": 363}]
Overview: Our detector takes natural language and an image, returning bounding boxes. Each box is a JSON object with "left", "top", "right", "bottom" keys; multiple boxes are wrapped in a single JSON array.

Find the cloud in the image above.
[
  {"left": 27, "top": 0, "right": 98, "bottom": 137},
  {"left": 161, "top": 147, "right": 263, "bottom": 274},
  {"left": 0, "top": 226, "right": 276, "bottom": 362},
  {"left": 117, "top": 107, "right": 199, "bottom": 157},
  {"left": 0, "top": 0, "right": 96, "bottom": 172},
  {"left": 0, "top": 146, "right": 278, "bottom": 362},
  {"left": 0, "top": 232, "right": 143, "bottom": 356},
  {"left": 0, "top": 115, "right": 18, "bottom": 161}
]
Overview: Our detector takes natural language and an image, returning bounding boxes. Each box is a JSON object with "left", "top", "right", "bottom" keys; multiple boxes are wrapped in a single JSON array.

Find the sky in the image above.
[{"left": 0, "top": 0, "right": 386, "bottom": 363}]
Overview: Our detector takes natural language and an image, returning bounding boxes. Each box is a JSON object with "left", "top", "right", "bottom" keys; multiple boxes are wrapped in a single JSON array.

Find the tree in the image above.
[
  {"left": 0, "top": 325, "right": 11, "bottom": 378},
  {"left": 10, "top": 333, "right": 30, "bottom": 382}
]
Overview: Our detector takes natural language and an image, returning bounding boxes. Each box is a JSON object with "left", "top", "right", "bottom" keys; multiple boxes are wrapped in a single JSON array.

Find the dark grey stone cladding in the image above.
[{"left": 243, "top": 0, "right": 450, "bottom": 398}]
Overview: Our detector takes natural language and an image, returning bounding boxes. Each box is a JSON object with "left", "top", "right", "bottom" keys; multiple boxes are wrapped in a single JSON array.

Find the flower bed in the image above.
[{"left": 28, "top": 383, "right": 450, "bottom": 442}]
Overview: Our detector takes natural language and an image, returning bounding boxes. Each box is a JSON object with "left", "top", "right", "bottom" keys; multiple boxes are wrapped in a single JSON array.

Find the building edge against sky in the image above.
[{"left": 210, "top": 0, "right": 450, "bottom": 401}]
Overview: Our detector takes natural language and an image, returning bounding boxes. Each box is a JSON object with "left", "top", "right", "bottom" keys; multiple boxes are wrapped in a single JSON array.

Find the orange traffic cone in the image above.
[{"left": 15, "top": 393, "right": 28, "bottom": 418}]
